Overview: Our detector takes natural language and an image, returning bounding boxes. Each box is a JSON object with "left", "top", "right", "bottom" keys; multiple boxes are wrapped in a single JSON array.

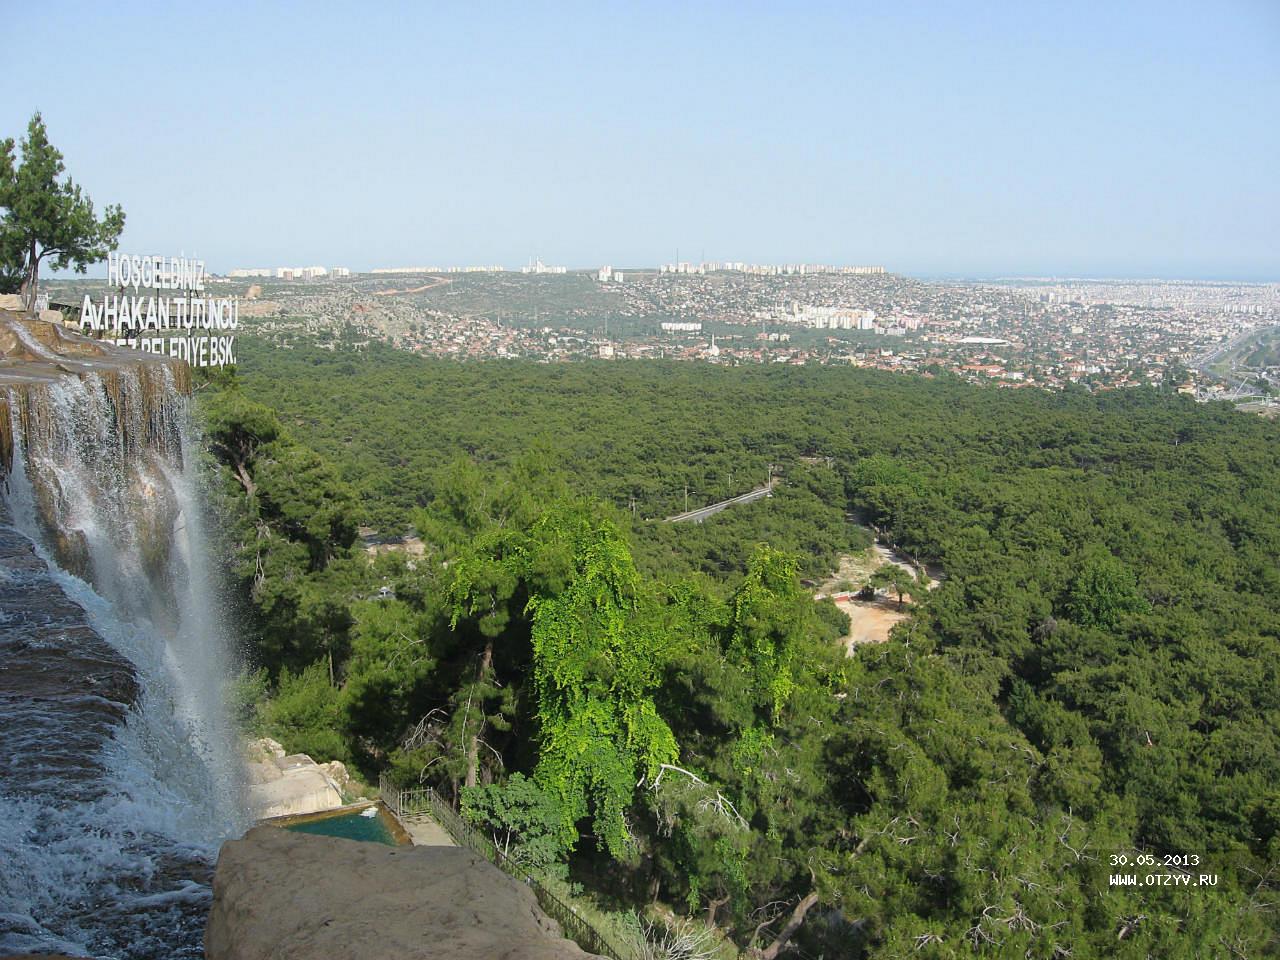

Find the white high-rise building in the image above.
[
  {"left": 521, "top": 258, "right": 567, "bottom": 275},
  {"left": 788, "top": 305, "right": 878, "bottom": 330}
]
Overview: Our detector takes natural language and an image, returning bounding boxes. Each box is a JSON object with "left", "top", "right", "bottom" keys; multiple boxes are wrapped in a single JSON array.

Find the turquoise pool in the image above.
[{"left": 283, "top": 804, "right": 406, "bottom": 846}]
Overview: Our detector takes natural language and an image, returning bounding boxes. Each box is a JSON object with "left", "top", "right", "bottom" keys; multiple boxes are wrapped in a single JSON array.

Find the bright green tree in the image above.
[
  {"left": 432, "top": 452, "right": 565, "bottom": 792},
  {"left": 259, "top": 660, "right": 349, "bottom": 763},
  {"left": 0, "top": 113, "right": 124, "bottom": 309},
  {"left": 203, "top": 391, "right": 282, "bottom": 497},
  {"left": 451, "top": 503, "right": 682, "bottom": 859},
  {"left": 524, "top": 506, "right": 680, "bottom": 859}
]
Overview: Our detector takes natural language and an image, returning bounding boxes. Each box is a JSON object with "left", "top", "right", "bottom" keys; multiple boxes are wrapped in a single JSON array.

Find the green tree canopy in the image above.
[
  {"left": 202, "top": 347, "right": 1280, "bottom": 958},
  {"left": 868, "top": 561, "right": 922, "bottom": 609},
  {"left": 1067, "top": 548, "right": 1149, "bottom": 628},
  {"left": 452, "top": 503, "right": 682, "bottom": 859}
]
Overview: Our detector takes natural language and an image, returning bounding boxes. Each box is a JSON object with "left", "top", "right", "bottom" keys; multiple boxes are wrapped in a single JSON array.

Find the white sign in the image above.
[{"left": 79, "top": 253, "right": 237, "bottom": 367}]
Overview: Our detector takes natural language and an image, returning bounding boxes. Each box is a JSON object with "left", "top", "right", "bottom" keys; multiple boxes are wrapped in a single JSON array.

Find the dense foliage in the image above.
[{"left": 203, "top": 340, "right": 1280, "bottom": 958}]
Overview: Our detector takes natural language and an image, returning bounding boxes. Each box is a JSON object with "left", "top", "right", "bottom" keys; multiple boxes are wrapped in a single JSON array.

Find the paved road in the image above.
[
  {"left": 1192, "top": 324, "right": 1279, "bottom": 396},
  {"left": 666, "top": 481, "right": 775, "bottom": 523}
]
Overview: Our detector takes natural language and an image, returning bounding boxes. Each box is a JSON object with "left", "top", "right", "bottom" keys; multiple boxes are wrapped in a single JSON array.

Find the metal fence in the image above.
[{"left": 380, "top": 775, "right": 634, "bottom": 960}]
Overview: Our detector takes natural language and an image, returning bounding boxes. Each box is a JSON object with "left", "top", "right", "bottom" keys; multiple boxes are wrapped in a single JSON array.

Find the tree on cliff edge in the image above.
[{"left": 0, "top": 113, "right": 124, "bottom": 308}]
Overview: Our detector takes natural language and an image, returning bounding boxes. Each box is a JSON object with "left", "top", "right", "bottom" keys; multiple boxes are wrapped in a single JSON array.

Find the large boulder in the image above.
[
  {"left": 206, "top": 826, "right": 603, "bottom": 960},
  {"left": 243, "top": 739, "right": 347, "bottom": 820}
]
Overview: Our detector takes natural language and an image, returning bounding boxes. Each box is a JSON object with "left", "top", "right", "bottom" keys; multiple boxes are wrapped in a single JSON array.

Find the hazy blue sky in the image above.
[{"left": 5, "top": 1, "right": 1278, "bottom": 278}]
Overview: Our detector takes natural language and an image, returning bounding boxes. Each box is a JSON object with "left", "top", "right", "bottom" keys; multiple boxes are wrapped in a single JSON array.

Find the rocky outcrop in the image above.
[
  {"left": 244, "top": 738, "right": 350, "bottom": 820},
  {"left": 206, "top": 826, "right": 604, "bottom": 960}
]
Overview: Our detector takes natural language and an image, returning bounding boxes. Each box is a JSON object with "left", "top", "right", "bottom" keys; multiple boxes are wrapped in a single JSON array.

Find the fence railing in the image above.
[{"left": 380, "top": 775, "right": 634, "bottom": 960}]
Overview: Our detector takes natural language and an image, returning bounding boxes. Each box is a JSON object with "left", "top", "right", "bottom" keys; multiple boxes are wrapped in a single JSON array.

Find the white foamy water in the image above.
[{"left": 0, "top": 375, "right": 247, "bottom": 958}]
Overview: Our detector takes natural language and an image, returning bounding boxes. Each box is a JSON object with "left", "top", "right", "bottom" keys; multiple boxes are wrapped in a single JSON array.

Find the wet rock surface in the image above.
[
  {"left": 0, "top": 505, "right": 137, "bottom": 800},
  {"left": 0, "top": 308, "right": 183, "bottom": 378},
  {"left": 0, "top": 309, "right": 189, "bottom": 481},
  {"left": 0, "top": 503, "right": 215, "bottom": 958},
  {"left": 206, "top": 826, "right": 604, "bottom": 960}
]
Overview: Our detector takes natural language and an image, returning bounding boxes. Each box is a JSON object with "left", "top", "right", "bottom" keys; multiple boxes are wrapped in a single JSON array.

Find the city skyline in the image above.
[
  {"left": 65, "top": 257, "right": 1280, "bottom": 284},
  {"left": 7, "top": 1, "right": 1279, "bottom": 280}
]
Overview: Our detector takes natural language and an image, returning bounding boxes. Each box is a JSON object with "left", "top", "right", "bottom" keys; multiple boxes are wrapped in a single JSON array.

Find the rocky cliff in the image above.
[
  {"left": 0, "top": 301, "right": 192, "bottom": 580},
  {"left": 0, "top": 301, "right": 190, "bottom": 465},
  {"left": 206, "top": 826, "right": 605, "bottom": 960}
]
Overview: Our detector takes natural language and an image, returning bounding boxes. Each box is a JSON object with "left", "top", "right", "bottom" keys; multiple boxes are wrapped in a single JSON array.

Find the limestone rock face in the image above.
[
  {"left": 205, "top": 826, "right": 603, "bottom": 960},
  {"left": 243, "top": 738, "right": 348, "bottom": 819},
  {"left": 318, "top": 758, "right": 353, "bottom": 791}
]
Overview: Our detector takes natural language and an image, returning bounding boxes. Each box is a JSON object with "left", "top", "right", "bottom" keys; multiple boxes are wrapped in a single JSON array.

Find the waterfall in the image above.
[{"left": 0, "top": 370, "right": 246, "bottom": 959}]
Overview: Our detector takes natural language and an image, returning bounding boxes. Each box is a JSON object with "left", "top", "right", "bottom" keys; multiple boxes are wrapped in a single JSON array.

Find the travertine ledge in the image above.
[{"left": 0, "top": 306, "right": 191, "bottom": 474}]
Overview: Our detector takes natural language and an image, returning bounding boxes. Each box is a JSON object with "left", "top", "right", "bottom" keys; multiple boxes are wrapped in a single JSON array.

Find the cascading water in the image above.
[{"left": 0, "top": 369, "right": 246, "bottom": 958}]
